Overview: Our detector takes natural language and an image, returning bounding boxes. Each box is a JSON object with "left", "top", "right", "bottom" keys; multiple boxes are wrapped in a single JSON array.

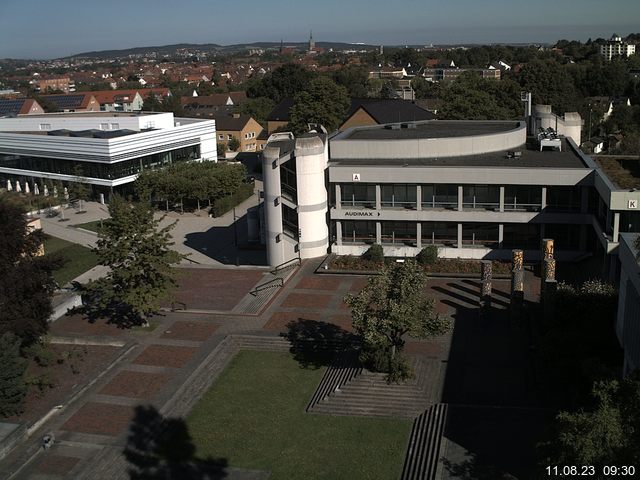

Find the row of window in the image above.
[
  {"left": 0, "top": 145, "right": 200, "bottom": 180},
  {"left": 339, "top": 184, "right": 582, "bottom": 212},
  {"left": 338, "top": 221, "right": 582, "bottom": 250}
]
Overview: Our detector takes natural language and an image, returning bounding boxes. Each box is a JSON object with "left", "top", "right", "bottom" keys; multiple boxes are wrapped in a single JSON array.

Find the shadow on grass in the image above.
[
  {"left": 125, "top": 405, "right": 228, "bottom": 480},
  {"left": 282, "top": 319, "right": 360, "bottom": 369}
]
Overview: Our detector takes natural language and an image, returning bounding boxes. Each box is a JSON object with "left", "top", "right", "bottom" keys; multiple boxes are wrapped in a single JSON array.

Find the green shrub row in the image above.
[{"left": 210, "top": 182, "right": 255, "bottom": 217}]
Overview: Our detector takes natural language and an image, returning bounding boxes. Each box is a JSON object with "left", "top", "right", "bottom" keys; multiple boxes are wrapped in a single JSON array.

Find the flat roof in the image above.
[
  {"left": 7, "top": 111, "right": 163, "bottom": 119},
  {"left": 341, "top": 121, "right": 521, "bottom": 140},
  {"left": 594, "top": 156, "right": 640, "bottom": 189},
  {"left": 330, "top": 138, "right": 589, "bottom": 169}
]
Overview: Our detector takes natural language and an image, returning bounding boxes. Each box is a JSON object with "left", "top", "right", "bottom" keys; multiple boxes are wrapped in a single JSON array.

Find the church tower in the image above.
[{"left": 309, "top": 31, "right": 315, "bottom": 53}]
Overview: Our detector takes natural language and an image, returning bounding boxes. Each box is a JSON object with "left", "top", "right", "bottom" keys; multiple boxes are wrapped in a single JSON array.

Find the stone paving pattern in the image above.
[{"left": 1, "top": 258, "right": 545, "bottom": 479}]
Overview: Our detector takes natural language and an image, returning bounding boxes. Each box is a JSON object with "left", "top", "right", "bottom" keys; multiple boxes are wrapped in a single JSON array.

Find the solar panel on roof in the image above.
[
  {"left": 0, "top": 99, "right": 25, "bottom": 116},
  {"left": 47, "top": 95, "right": 84, "bottom": 109}
]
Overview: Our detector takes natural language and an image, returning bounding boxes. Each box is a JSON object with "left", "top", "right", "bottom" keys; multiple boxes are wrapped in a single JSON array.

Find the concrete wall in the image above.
[
  {"left": 330, "top": 121, "right": 526, "bottom": 159},
  {"left": 533, "top": 105, "right": 582, "bottom": 145},
  {"left": 616, "top": 233, "right": 640, "bottom": 375},
  {"left": 295, "top": 135, "right": 329, "bottom": 259},
  {"left": 0, "top": 112, "right": 175, "bottom": 131}
]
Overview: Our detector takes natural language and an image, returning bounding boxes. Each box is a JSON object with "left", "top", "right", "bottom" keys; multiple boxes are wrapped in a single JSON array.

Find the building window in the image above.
[
  {"left": 463, "top": 185, "right": 500, "bottom": 210},
  {"left": 110, "top": 123, "right": 119, "bottom": 130},
  {"left": 381, "top": 221, "right": 416, "bottom": 245},
  {"left": 546, "top": 187, "right": 581, "bottom": 212},
  {"left": 39, "top": 123, "right": 51, "bottom": 130},
  {"left": 381, "top": 184, "right": 416, "bottom": 208},
  {"left": 462, "top": 223, "right": 499, "bottom": 248},
  {"left": 421, "top": 222, "right": 458, "bottom": 246},
  {"left": 504, "top": 186, "right": 542, "bottom": 212},
  {"left": 227, "top": 134, "right": 232, "bottom": 140},
  {"left": 422, "top": 184, "right": 457, "bottom": 209},
  {"left": 503, "top": 223, "right": 540, "bottom": 249},
  {"left": 341, "top": 183, "right": 376, "bottom": 207},
  {"left": 100, "top": 123, "right": 109, "bottom": 130},
  {"left": 218, "top": 134, "right": 223, "bottom": 140},
  {"left": 342, "top": 220, "right": 376, "bottom": 244}
]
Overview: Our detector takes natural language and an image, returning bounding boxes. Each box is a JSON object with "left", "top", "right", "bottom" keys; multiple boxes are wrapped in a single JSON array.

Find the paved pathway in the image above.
[{"left": 2, "top": 257, "right": 546, "bottom": 479}]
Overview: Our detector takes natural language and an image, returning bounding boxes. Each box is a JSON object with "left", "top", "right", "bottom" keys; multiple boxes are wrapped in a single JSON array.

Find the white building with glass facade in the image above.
[{"left": 0, "top": 111, "right": 216, "bottom": 199}]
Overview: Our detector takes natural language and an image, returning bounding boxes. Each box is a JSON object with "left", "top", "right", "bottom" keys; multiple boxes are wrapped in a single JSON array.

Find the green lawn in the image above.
[
  {"left": 74, "top": 220, "right": 104, "bottom": 233},
  {"left": 43, "top": 235, "right": 98, "bottom": 286},
  {"left": 187, "top": 351, "right": 411, "bottom": 480}
]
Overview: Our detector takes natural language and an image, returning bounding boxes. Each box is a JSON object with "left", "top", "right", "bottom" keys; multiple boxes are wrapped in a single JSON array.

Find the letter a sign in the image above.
[{"left": 352, "top": 173, "right": 361, "bottom": 182}]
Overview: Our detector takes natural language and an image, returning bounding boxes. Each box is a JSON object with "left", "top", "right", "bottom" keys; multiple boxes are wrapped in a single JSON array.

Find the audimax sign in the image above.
[{"left": 343, "top": 211, "right": 381, "bottom": 217}]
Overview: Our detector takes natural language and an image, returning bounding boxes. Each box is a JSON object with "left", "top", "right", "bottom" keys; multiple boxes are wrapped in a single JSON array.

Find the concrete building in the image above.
[
  {"left": 600, "top": 34, "right": 636, "bottom": 61},
  {"left": 616, "top": 233, "right": 640, "bottom": 376},
  {"left": 260, "top": 106, "right": 640, "bottom": 277},
  {"left": 0, "top": 111, "right": 216, "bottom": 199}
]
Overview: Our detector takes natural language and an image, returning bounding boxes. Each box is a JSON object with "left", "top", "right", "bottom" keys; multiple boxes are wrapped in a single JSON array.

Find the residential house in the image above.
[
  {"left": 40, "top": 93, "right": 100, "bottom": 112},
  {"left": 0, "top": 98, "right": 45, "bottom": 117},
  {"left": 339, "top": 99, "right": 436, "bottom": 131},
  {"left": 214, "top": 113, "right": 263, "bottom": 153}
]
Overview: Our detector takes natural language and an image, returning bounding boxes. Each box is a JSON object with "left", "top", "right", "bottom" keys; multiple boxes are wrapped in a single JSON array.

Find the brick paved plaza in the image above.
[{"left": 1, "top": 260, "right": 546, "bottom": 479}]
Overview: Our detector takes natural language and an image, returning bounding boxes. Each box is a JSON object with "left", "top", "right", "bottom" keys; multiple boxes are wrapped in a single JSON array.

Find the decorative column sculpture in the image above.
[
  {"left": 480, "top": 260, "right": 492, "bottom": 312},
  {"left": 511, "top": 249, "right": 525, "bottom": 318}
]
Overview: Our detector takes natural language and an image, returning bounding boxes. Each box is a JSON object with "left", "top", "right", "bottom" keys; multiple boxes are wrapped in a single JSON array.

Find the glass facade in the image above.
[
  {"left": 546, "top": 187, "right": 581, "bottom": 212},
  {"left": 545, "top": 224, "right": 580, "bottom": 250},
  {"left": 422, "top": 184, "right": 457, "bottom": 209},
  {"left": 341, "top": 183, "right": 376, "bottom": 207},
  {"left": 381, "top": 221, "right": 416, "bottom": 244},
  {"left": 0, "top": 145, "right": 199, "bottom": 180},
  {"left": 463, "top": 185, "right": 500, "bottom": 210},
  {"left": 503, "top": 223, "right": 540, "bottom": 249},
  {"left": 342, "top": 220, "right": 376, "bottom": 244},
  {"left": 421, "top": 222, "right": 458, "bottom": 246},
  {"left": 504, "top": 186, "right": 542, "bottom": 211},
  {"left": 462, "top": 223, "right": 499, "bottom": 247},
  {"left": 381, "top": 184, "right": 416, "bottom": 208},
  {"left": 280, "top": 158, "right": 297, "bottom": 202},
  {"left": 282, "top": 204, "right": 298, "bottom": 240}
]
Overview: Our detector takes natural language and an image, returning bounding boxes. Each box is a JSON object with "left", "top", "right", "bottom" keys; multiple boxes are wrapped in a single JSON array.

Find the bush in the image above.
[
  {"left": 359, "top": 343, "right": 413, "bottom": 383},
  {"left": 23, "top": 340, "right": 56, "bottom": 367},
  {"left": 362, "top": 244, "right": 384, "bottom": 262},
  {"left": 210, "top": 182, "right": 255, "bottom": 217},
  {"left": 416, "top": 245, "right": 438, "bottom": 265}
]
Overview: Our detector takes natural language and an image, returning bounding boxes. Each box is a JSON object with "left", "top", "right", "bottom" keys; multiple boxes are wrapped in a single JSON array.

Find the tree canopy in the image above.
[
  {"left": 246, "top": 64, "right": 315, "bottom": 103},
  {"left": 0, "top": 332, "right": 27, "bottom": 417},
  {"left": 0, "top": 195, "right": 60, "bottom": 347},
  {"left": 438, "top": 72, "right": 522, "bottom": 120},
  {"left": 84, "top": 196, "right": 184, "bottom": 326},
  {"left": 288, "top": 76, "right": 350, "bottom": 134},
  {"left": 344, "top": 260, "right": 450, "bottom": 380},
  {"left": 135, "top": 161, "right": 246, "bottom": 211}
]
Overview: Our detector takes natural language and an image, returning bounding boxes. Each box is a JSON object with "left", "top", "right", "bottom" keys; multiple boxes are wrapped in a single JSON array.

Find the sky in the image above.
[{"left": 0, "top": 0, "right": 639, "bottom": 59}]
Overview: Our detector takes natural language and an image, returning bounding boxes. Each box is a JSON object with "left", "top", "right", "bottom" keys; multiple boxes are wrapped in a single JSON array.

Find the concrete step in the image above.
[
  {"left": 401, "top": 403, "right": 449, "bottom": 480},
  {"left": 312, "top": 404, "right": 419, "bottom": 418},
  {"left": 330, "top": 389, "right": 429, "bottom": 403}
]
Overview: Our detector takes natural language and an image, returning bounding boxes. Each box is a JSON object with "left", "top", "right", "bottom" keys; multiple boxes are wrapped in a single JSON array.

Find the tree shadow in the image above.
[
  {"left": 282, "top": 319, "right": 360, "bottom": 369},
  {"left": 183, "top": 213, "right": 267, "bottom": 266},
  {"left": 124, "top": 405, "right": 228, "bottom": 480}
]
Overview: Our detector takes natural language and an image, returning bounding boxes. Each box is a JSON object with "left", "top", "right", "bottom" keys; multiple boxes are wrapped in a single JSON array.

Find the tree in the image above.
[
  {"left": 439, "top": 72, "right": 521, "bottom": 120},
  {"left": 69, "top": 165, "right": 90, "bottom": 211},
  {"left": 332, "top": 66, "right": 369, "bottom": 97},
  {"left": 246, "top": 64, "right": 315, "bottom": 103},
  {"left": 289, "top": 76, "right": 349, "bottom": 134},
  {"left": 238, "top": 97, "right": 275, "bottom": 126},
  {"left": 344, "top": 261, "right": 451, "bottom": 380},
  {"left": 517, "top": 59, "right": 580, "bottom": 113},
  {"left": 541, "top": 372, "right": 640, "bottom": 468},
  {"left": 0, "top": 195, "right": 60, "bottom": 346},
  {"left": 227, "top": 136, "right": 241, "bottom": 152},
  {"left": 0, "top": 333, "right": 27, "bottom": 417},
  {"left": 84, "top": 196, "right": 184, "bottom": 326}
]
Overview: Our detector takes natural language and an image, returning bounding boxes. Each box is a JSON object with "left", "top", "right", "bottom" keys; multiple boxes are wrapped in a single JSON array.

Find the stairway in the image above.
[
  {"left": 309, "top": 356, "right": 440, "bottom": 418},
  {"left": 401, "top": 403, "right": 449, "bottom": 480}
]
